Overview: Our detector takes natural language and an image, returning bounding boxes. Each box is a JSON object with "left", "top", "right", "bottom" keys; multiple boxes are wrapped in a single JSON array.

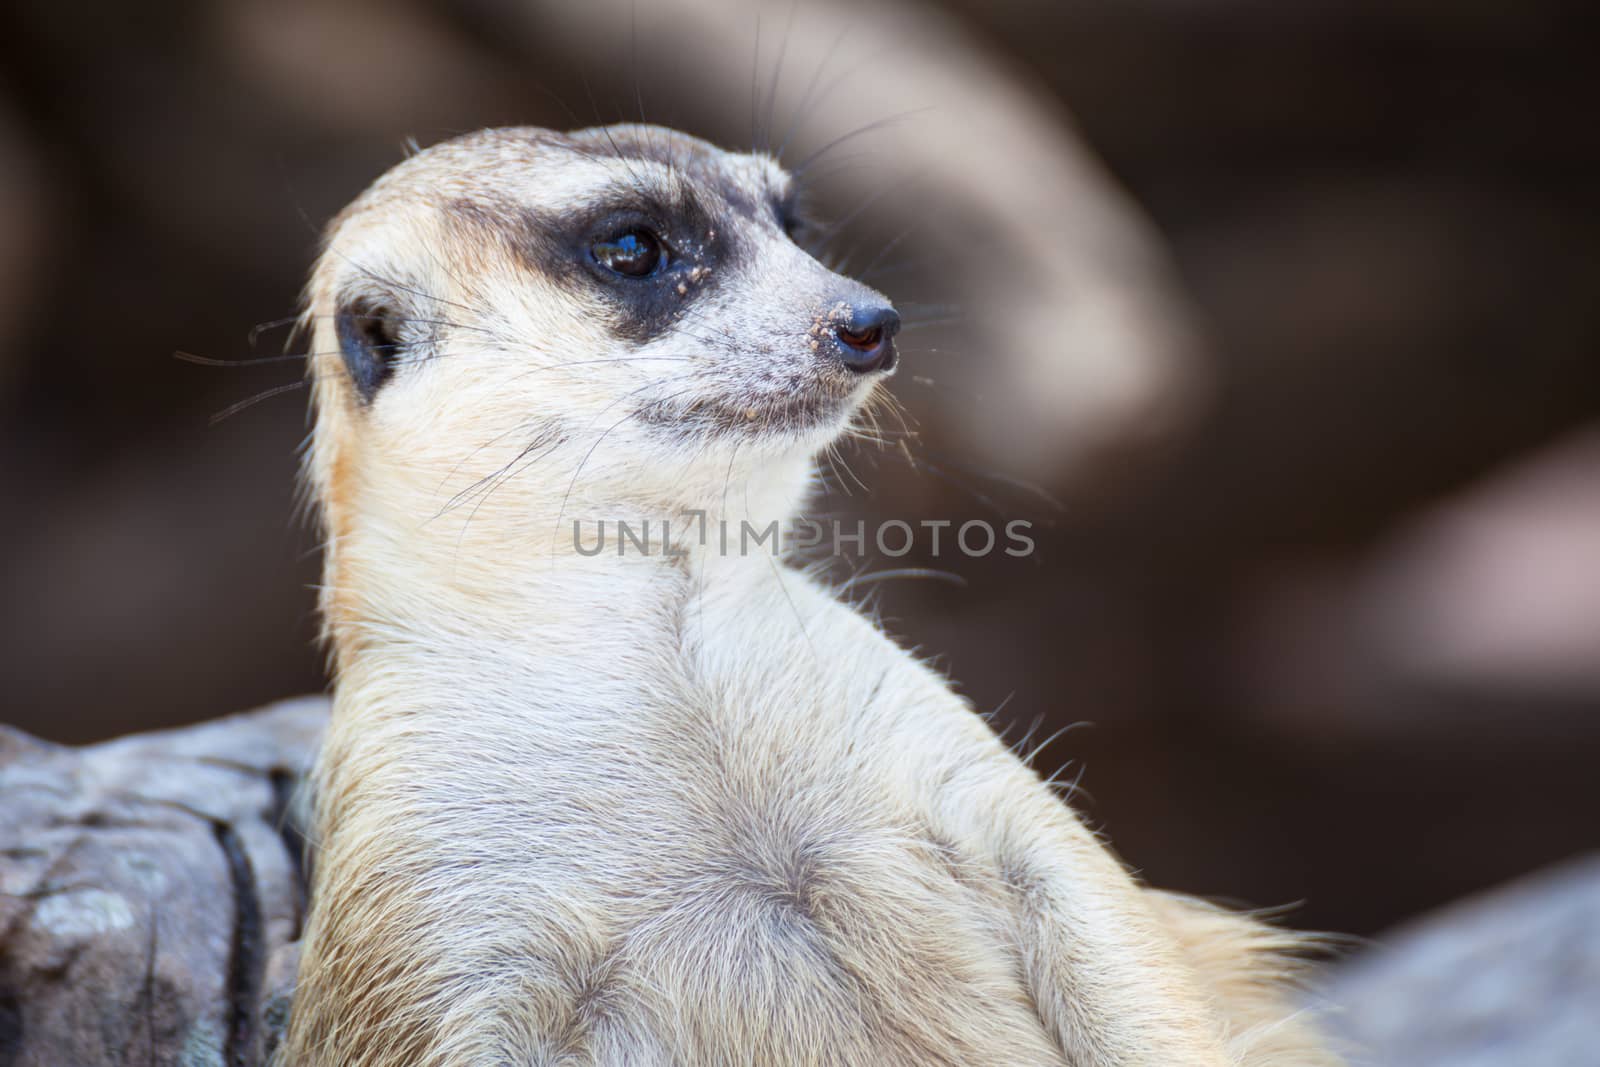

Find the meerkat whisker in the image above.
[
  {"left": 773, "top": 18, "right": 856, "bottom": 163},
  {"left": 792, "top": 108, "right": 934, "bottom": 176},
  {"left": 246, "top": 314, "right": 305, "bottom": 345},
  {"left": 207, "top": 379, "right": 313, "bottom": 424},
  {"left": 440, "top": 363, "right": 715, "bottom": 522},
  {"left": 548, "top": 372, "right": 719, "bottom": 549}
]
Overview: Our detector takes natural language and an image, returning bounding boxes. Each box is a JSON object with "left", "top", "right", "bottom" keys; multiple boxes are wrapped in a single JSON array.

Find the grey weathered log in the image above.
[
  {"left": 0, "top": 698, "right": 326, "bottom": 1067},
  {"left": 6, "top": 702, "right": 1599, "bottom": 1066}
]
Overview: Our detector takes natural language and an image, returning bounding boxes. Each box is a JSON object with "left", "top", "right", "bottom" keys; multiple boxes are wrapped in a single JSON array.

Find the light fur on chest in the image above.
[{"left": 287, "top": 552, "right": 1335, "bottom": 1066}]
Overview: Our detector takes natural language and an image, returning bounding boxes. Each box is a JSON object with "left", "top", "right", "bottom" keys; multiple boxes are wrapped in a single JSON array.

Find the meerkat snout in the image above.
[{"left": 830, "top": 299, "right": 901, "bottom": 373}]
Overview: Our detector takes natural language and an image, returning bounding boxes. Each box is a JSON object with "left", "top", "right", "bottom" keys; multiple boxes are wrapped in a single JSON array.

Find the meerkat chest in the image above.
[
  {"left": 340, "top": 564, "right": 1056, "bottom": 1061},
  {"left": 491, "top": 595, "right": 1058, "bottom": 1063}
]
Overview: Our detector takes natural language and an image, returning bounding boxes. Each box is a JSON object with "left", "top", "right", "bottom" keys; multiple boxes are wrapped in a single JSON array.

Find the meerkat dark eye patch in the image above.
[{"left": 335, "top": 299, "right": 405, "bottom": 402}]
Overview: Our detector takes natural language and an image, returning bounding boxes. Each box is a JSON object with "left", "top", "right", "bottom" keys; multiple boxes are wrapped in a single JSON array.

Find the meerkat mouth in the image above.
[{"left": 634, "top": 383, "right": 867, "bottom": 440}]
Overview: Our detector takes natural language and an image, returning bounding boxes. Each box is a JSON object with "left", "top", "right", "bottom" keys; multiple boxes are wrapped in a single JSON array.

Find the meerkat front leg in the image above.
[
  {"left": 934, "top": 751, "right": 1335, "bottom": 1066},
  {"left": 898, "top": 736, "right": 1227, "bottom": 1064}
]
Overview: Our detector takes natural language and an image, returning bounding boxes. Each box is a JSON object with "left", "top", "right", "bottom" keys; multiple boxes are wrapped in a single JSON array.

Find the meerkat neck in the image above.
[{"left": 321, "top": 446, "right": 815, "bottom": 693}]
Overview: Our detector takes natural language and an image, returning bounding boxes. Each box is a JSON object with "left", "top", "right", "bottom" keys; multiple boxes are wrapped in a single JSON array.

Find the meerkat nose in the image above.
[{"left": 832, "top": 302, "right": 901, "bottom": 374}]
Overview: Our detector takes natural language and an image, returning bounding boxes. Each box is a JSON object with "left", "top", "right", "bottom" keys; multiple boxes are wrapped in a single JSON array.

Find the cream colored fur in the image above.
[{"left": 282, "top": 126, "right": 1340, "bottom": 1066}]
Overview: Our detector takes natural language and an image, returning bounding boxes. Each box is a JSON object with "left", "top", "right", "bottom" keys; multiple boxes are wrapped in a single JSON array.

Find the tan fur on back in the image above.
[{"left": 282, "top": 126, "right": 1341, "bottom": 1066}]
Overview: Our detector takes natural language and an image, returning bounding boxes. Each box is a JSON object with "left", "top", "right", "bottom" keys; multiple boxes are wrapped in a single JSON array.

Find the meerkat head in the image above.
[{"left": 303, "top": 126, "right": 898, "bottom": 579}]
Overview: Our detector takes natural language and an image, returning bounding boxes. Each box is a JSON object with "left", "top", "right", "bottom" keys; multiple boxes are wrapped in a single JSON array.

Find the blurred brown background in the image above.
[{"left": 1, "top": 0, "right": 1595, "bottom": 943}]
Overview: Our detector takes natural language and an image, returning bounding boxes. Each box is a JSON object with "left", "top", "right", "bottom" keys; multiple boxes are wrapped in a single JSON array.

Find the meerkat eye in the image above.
[
  {"left": 591, "top": 229, "right": 666, "bottom": 278},
  {"left": 335, "top": 299, "right": 405, "bottom": 401}
]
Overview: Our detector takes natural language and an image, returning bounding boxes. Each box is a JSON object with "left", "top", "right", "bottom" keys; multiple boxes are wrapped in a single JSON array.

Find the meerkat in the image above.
[{"left": 283, "top": 124, "right": 1339, "bottom": 1066}]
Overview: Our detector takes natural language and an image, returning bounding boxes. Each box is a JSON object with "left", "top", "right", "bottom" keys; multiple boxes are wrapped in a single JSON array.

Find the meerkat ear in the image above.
[{"left": 335, "top": 298, "right": 403, "bottom": 402}]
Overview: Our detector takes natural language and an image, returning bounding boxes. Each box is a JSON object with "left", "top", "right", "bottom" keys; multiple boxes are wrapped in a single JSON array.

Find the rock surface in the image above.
[
  {"left": 0, "top": 699, "right": 324, "bottom": 1067},
  {"left": 1320, "top": 853, "right": 1600, "bottom": 1066}
]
